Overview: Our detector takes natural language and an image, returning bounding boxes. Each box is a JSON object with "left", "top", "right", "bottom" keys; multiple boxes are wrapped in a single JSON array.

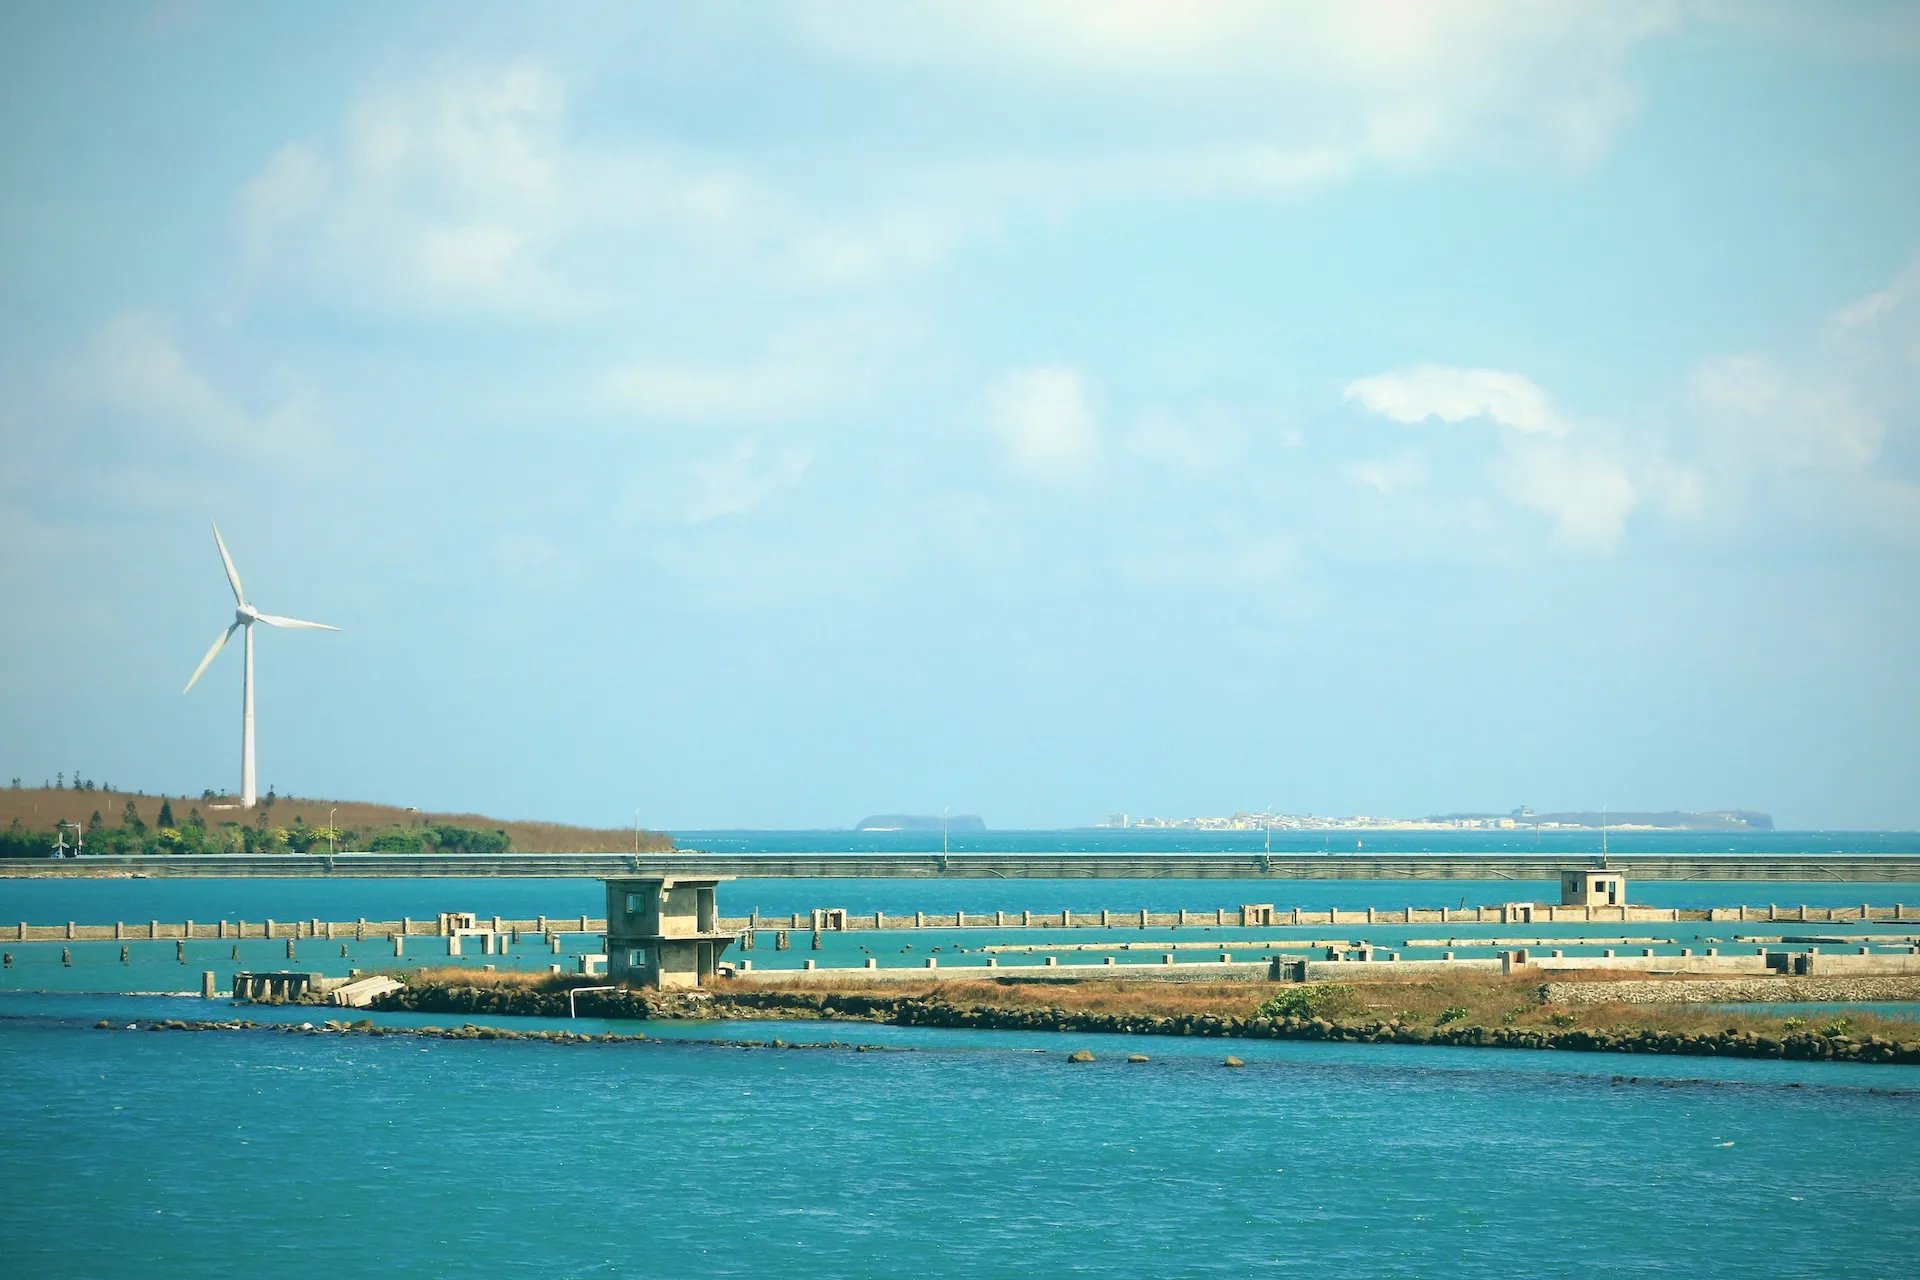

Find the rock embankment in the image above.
[
  {"left": 1544, "top": 976, "right": 1920, "bottom": 1006},
  {"left": 371, "top": 982, "right": 1920, "bottom": 1065}
]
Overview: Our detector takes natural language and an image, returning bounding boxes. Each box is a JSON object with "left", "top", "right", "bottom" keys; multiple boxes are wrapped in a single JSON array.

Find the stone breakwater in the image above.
[
  {"left": 368, "top": 982, "right": 1920, "bottom": 1065},
  {"left": 1543, "top": 976, "right": 1920, "bottom": 1005},
  {"left": 92, "top": 1016, "right": 903, "bottom": 1052}
]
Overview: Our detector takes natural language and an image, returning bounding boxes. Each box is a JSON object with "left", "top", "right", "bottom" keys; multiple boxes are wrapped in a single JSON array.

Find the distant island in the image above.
[
  {"left": 1103, "top": 808, "right": 1773, "bottom": 832},
  {"left": 855, "top": 814, "right": 987, "bottom": 832}
]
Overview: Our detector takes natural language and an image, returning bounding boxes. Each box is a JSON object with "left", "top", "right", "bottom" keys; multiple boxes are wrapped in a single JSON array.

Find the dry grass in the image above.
[{"left": 0, "top": 787, "right": 672, "bottom": 853}]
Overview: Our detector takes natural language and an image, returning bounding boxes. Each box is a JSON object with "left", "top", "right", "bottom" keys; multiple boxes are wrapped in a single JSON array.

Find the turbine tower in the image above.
[{"left": 182, "top": 522, "right": 338, "bottom": 807}]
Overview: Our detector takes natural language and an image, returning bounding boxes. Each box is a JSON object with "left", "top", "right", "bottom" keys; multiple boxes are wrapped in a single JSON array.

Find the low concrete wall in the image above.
[
  {"left": 1544, "top": 975, "right": 1920, "bottom": 1005},
  {"left": 728, "top": 958, "right": 1287, "bottom": 983}
]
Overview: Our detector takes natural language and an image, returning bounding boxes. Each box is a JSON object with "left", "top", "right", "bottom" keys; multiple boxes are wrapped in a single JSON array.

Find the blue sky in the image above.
[{"left": 2, "top": 2, "right": 1918, "bottom": 830}]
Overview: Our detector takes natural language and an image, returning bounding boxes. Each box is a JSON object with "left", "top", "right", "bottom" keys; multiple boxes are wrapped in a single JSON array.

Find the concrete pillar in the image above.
[
  {"left": 580, "top": 915, "right": 589, "bottom": 933},
  {"left": 925, "top": 957, "right": 938, "bottom": 968},
  {"left": 551, "top": 936, "right": 562, "bottom": 953},
  {"left": 1161, "top": 953, "right": 1174, "bottom": 964},
  {"left": 1044, "top": 956, "right": 1057, "bottom": 966},
  {"left": 266, "top": 919, "right": 276, "bottom": 939},
  {"left": 1739, "top": 905, "right": 1748, "bottom": 922},
  {"left": 1642, "top": 948, "right": 1654, "bottom": 957},
  {"left": 1291, "top": 907, "right": 1301, "bottom": 925},
  {"left": 1443, "top": 951, "right": 1454, "bottom": 961},
  {"left": 1101, "top": 909, "right": 1110, "bottom": 927},
  {"left": 286, "top": 938, "right": 296, "bottom": 959},
  {"left": 326, "top": 920, "right": 336, "bottom": 939},
  {"left": 114, "top": 922, "right": 124, "bottom": 939},
  {"left": 1328, "top": 907, "right": 1339, "bottom": 924},
  {"left": 1859, "top": 946, "right": 1871, "bottom": 956},
  {"left": 1366, "top": 907, "right": 1375, "bottom": 924},
  {"left": 1219, "top": 953, "right": 1231, "bottom": 963},
  {"left": 185, "top": 920, "right": 194, "bottom": 940},
  {"left": 393, "top": 935, "right": 404, "bottom": 957},
  {"left": 1707, "top": 948, "right": 1718, "bottom": 957},
  {"left": 120, "top": 945, "right": 128, "bottom": 964},
  {"left": 996, "top": 910, "right": 1006, "bottom": 926},
  {"left": 915, "top": 911, "right": 924, "bottom": 928},
  {"left": 1216, "top": 908, "right": 1226, "bottom": 925},
  {"left": 986, "top": 957, "right": 998, "bottom": 968},
  {"left": 1605, "top": 949, "right": 1616, "bottom": 958},
  {"left": 62, "top": 947, "right": 71, "bottom": 967},
  {"left": 493, "top": 915, "right": 503, "bottom": 933},
  {"left": 66, "top": 921, "right": 75, "bottom": 939},
  {"left": 1551, "top": 949, "right": 1563, "bottom": 959},
  {"left": 1064, "top": 911, "right": 1074, "bottom": 928},
  {"left": 803, "top": 959, "right": 816, "bottom": 970},
  {"left": 1440, "top": 907, "right": 1449, "bottom": 923},
  {"left": 448, "top": 936, "right": 462, "bottom": 956},
  {"left": 1681, "top": 948, "right": 1693, "bottom": 958},
  {"left": 1179, "top": 909, "right": 1188, "bottom": 926},
  {"left": 484, "top": 933, "right": 498, "bottom": 956},
  {"left": 957, "top": 911, "right": 965, "bottom": 928},
  {"left": 874, "top": 911, "right": 885, "bottom": 929},
  {"left": 866, "top": 957, "right": 878, "bottom": 969},
  {"left": 202, "top": 971, "right": 217, "bottom": 999},
  {"left": 1104, "top": 956, "right": 1115, "bottom": 966},
  {"left": 1022, "top": 910, "right": 1032, "bottom": 927},
  {"left": 176, "top": 939, "right": 185, "bottom": 963},
  {"left": 357, "top": 917, "right": 366, "bottom": 939}
]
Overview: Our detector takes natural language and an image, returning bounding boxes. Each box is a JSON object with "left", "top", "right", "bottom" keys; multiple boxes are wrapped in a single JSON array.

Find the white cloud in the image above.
[
  {"left": 65, "top": 313, "right": 316, "bottom": 457},
  {"left": 1346, "top": 453, "right": 1424, "bottom": 496},
  {"left": 987, "top": 367, "right": 1099, "bottom": 474},
  {"left": 602, "top": 311, "right": 915, "bottom": 425},
  {"left": 1495, "top": 442, "right": 1639, "bottom": 550},
  {"left": 1691, "top": 258, "right": 1919, "bottom": 475},
  {"left": 798, "top": 0, "right": 1680, "bottom": 184},
  {"left": 679, "top": 442, "right": 813, "bottom": 522},
  {"left": 1344, "top": 364, "right": 1567, "bottom": 435}
]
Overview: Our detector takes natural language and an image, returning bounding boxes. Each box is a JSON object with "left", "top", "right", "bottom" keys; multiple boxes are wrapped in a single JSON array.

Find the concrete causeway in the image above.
[{"left": 2, "top": 851, "right": 1919, "bottom": 881}]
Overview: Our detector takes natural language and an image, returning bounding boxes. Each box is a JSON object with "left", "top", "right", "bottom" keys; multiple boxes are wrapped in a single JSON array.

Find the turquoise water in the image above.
[
  {"left": 2, "top": 991, "right": 1917, "bottom": 1278},
  {"left": 6, "top": 857, "right": 1920, "bottom": 1275}
]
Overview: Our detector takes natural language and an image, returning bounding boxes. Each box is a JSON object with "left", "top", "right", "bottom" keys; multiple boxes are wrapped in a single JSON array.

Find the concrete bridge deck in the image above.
[{"left": 2, "top": 851, "right": 1918, "bottom": 881}]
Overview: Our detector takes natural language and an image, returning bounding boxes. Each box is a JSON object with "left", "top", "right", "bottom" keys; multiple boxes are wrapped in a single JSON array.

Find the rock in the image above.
[
  {"left": 1126, "top": 1053, "right": 1150, "bottom": 1063},
  {"left": 1067, "top": 1049, "right": 1095, "bottom": 1063},
  {"left": 1223, "top": 1055, "right": 1246, "bottom": 1068}
]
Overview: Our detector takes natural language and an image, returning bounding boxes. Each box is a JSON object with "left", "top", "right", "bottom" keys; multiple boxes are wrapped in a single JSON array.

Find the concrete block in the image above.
[
  {"left": 803, "top": 959, "right": 816, "bottom": 970},
  {"left": 925, "top": 958, "right": 937, "bottom": 968},
  {"left": 202, "top": 971, "right": 217, "bottom": 999},
  {"left": 1045, "top": 956, "right": 1058, "bottom": 966},
  {"left": 866, "top": 958, "right": 878, "bottom": 969}
]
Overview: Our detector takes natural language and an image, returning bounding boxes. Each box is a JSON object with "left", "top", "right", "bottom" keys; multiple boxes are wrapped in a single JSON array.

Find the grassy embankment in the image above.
[
  {"left": 368, "top": 967, "right": 1920, "bottom": 1064},
  {"left": 0, "top": 787, "right": 673, "bottom": 857}
]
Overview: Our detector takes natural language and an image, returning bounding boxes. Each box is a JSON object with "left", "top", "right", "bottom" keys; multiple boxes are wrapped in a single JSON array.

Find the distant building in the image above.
[
  {"left": 1560, "top": 870, "right": 1626, "bottom": 908},
  {"left": 606, "top": 876, "right": 736, "bottom": 989}
]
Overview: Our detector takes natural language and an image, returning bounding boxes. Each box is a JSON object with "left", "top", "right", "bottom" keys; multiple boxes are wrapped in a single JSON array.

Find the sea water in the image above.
[
  {"left": 1, "top": 991, "right": 1917, "bottom": 1278},
  {"left": 4, "top": 834, "right": 1919, "bottom": 1275}
]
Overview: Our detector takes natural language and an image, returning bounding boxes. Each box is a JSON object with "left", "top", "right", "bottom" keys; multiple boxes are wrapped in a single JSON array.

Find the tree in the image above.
[
  {"left": 157, "top": 798, "right": 175, "bottom": 828},
  {"left": 87, "top": 810, "right": 103, "bottom": 833},
  {"left": 123, "top": 800, "right": 145, "bottom": 834}
]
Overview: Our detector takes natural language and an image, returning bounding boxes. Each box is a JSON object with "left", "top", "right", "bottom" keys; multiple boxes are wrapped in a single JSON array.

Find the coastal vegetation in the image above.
[
  {"left": 0, "top": 785, "right": 673, "bottom": 857},
  {"left": 366, "top": 968, "right": 1920, "bottom": 1065}
]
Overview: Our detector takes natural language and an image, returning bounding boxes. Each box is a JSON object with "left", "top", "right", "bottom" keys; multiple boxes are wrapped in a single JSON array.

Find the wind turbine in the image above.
[{"left": 182, "top": 522, "right": 338, "bottom": 808}]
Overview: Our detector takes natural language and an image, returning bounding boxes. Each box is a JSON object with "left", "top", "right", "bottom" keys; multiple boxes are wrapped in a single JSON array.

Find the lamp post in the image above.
[
  {"left": 635, "top": 808, "right": 643, "bottom": 856},
  {"left": 328, "top": 807, "right": 338, "bottom": 856},
  {"left": 942, "top": 805, "right": 950, "bottom": 858}
]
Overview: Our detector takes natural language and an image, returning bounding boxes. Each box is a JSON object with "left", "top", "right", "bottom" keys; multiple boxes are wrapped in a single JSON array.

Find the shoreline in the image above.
[{"left": 360, "top": 974, "right": 1920, "bottom": 1066}]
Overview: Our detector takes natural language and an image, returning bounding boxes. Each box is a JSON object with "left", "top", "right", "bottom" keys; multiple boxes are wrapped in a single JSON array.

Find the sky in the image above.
[{"left": 1, "top": 1, "right": 1918, "bottom": 830}]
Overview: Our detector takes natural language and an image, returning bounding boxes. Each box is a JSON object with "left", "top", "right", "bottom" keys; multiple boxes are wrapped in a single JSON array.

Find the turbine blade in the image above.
[
  {"left": 253, "top": 613, "right": 340, "bottom": 631},
  {"left": 183, "top": 622, "right": 239, "bottom": 692},
  {"left": 211, "top": 521, "right": 245, "bottom": 605}
]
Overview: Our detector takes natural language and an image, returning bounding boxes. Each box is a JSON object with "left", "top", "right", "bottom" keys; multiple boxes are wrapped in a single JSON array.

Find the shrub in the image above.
[
  {"left": 1436, "top": 1006, "right": 1469, "bottom": 1025},
  {"left": 1256, "top": 984, "right": 1354, "bottom": 1020},
  {"left": 1817, "top": 1018, "right": 1852, "bottom": 1037},
  {"left": 1782, "top": 1017, "right": 1806, "bottom": 1031}
]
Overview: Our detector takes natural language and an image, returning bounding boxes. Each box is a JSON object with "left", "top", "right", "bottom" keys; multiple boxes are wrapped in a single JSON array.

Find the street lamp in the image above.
[
  {"left": 328, "top": 807, "right": 338, "bottom": 856},
  {"left": 635, "top": 807, "right": 643, "bottom": 856},
  {"left": 942, "top": 805, "right": 950, "bottom": 858}
]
